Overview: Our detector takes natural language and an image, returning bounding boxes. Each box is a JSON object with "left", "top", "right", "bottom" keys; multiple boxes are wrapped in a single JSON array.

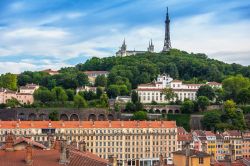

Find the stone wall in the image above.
[{"left": 0, "top": 108, "right": 120, "bottom": 121}]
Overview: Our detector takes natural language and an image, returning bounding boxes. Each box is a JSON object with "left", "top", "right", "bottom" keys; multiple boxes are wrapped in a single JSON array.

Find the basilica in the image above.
[{"left": 116, "top": 8, "right": 171, "bottom": 57}]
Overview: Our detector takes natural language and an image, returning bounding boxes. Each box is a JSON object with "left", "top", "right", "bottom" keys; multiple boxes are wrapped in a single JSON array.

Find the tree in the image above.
[
  {"left": 131, "top": 90, "right": 139, "bottom": 104},
  {"left": 79, "top": 91, "right": 96, "bottom": 101},
  {"left": 125, "top": 102, "right": 136, "bottom": 112},
  {"left": 107, "top": 85, "right": 120, "bottom": 98},
  {"left": 49, "top": 110, "right": 59, "bottom": 121},
  {"left": 0, "top": 73, "right": 17, "bottom": 90},
  {"left": 51, "top": 87, "right": 68, "bottom": 103},
  {"left": 95, "top": 75, "right": 107, "bottom": 87},
  {"left": 34, "top": 88, "right": 54, "bottom": 103},
  {"left": 66, "top": 89, "right": 75, "bottom": 101},
  {"left": 201, "top": 111, "right": 221, "bottom": 130},
  {"left": 6, "top": 98, "right": 20, "bottom": 108},
  {"left": 181, "top": 99, "right": 194, "bottom": 113},
  {"left": 74, "top": 94, "right": 87, "bottom": 109},
  {"left": 165, "top": 63, "right": 179, "bottom": 78},
  {"left": 196, "top": 85, "right": 215, "bottom": 101},
  {"left": 132, "top": 111, "right": 148, "bottom": 120},
  {"left": 162, "top": 88, "right": 176, "bottom": 102},
  {"left": 76, "top": 73, "right": 89, "bottom": 86},
  {"left": 197, "top": 96, "right": 210, "bottom": 111},
  {"left": 223, "top": 100, "right": 246, "bottom": 130},
  {"left": 223, "top": 75, "right": 250, "bottom": 101},
  {"left": 100, "top": 94, "right": 109, "bottom": 107},
  {"left": 96, "top": 87, "right": 104, "bottom": 99},
  {"left": 223, "top": 100, "right": 238, "bottom": 122},
  {"left": 237, "top": 88, "right": 250, "bottom": 104}
]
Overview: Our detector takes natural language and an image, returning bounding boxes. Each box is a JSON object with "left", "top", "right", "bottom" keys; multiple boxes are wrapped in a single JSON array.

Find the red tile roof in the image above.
[
  {"left": 177, "top": 134, "right": 192, "bottom": 141},
  {"left": 0, "top": 120, "right": 177, "bottom": 129},
  {"left": 68, "top": 149, "right": 109, "bottom": 166},
  {"left": 177, "top": 127, "right": 187, "bottom": 135},
  {"left": 0, "top": 149, "right": 61, "bottom": 166}
]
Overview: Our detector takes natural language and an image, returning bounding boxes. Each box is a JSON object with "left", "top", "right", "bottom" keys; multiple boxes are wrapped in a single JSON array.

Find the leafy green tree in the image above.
[
  {"left": 6, "top": 98, "right": 20, "bottom": 108},
  {"left": 196, "top": 85, "right": 215, "bottom": 100},
  {"left": 164, "top": 63, "right": 179, "bottom": 78},
  {"left": 181, "top": 99, "right": 194, "bottom": 113},
  {"left": 223, "top": 75, "right": 250, "bottom": 101},
  {"left": 76, "top": 73, "right": 89, "bottom": 86},
  {"left": 214, "top": 88, "right": 224, "bottom": 104},
  {"left": 0, "top": 73, "right": 17, "bottom": 90},
  {"left": 95, "top": 75, "right": 107, "bottom": 87},
  {"left": 100, "top": 94, "right": 109, "bottom": 107},
  {"left": 66, "top": 89, "right": 75, "bottom": 101},
  {"left": 222, "top": 100, "right": 246, "bottom": 130},
  {"left": 236, "top": 88, "right": 250, "bottom": 105},
  {"left": 51, "top": 87, "right": 68, "bottom": 103},
  {"left": 201, "top": 111, "right": 221, "bottom": 130},
  {"left": 125, "top": 102, "right": 136, "bottom": 112},
  {"left": 74, "top": 94, "right": 87, "bottom": 109},
  {"left": 79, "top": 91, "right": 96, "bottom": 101},
  {"left": 131, "top": 90, "right": 139, "bottom": 104},
  {"left": 96, "top": 87, "right": 104, "bottom": 99},
  {"left": 107, "top": 85, "right": 120, "bottom": 98},
  {"left": 34, "top": 88, "right": 54, "bottom": 103},
  {"left": 197, "top": 96, "right": 210, "bottom": 111},
  {"left": 162, "top": 88, "right": 176, "bottom": 101},
  {"left": 49, "top": 110, "right": 59, "bottom": 121},
  {"left": 132, "top": 111, "right": 148, "bottom": 120}
]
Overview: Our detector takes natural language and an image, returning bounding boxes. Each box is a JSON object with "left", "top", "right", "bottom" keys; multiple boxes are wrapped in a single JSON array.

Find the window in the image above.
[{"left": 199, "top": 157, "right": 204, "bottom": 164}]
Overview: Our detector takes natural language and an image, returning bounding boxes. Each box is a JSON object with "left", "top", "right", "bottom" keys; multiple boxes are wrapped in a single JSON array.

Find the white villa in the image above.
[{"left": 136, "top": 74, "right": 222, "bottom": 103}]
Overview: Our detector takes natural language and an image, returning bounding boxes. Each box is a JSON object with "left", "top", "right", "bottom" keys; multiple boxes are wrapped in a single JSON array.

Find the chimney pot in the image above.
[{"left": 25, "top": 143, "right": 33, "bottom": 165}]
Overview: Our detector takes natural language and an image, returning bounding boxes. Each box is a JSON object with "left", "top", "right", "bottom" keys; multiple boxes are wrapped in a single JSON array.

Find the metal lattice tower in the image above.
[{"left": 162, "top": 7, "right": 171, "bottom": 52}]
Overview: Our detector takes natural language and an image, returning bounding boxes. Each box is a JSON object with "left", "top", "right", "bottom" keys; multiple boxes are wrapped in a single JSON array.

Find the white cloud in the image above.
[
  {"left": 0, "top": 7, "right": 250, "bottom": 74},
  {"left": 0, "top": 61, "right": 71, "bottom": 74}
]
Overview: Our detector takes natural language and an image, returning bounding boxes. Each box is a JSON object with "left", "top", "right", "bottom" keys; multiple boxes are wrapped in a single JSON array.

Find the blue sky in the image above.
[{"left": 0, "top": 0, "right": 250, "bottom": 74}]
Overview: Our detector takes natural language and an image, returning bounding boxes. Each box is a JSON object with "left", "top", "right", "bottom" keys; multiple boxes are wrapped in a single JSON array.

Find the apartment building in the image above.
[
  {"left": 0, "top": 84, "right": 39, "bottom": 104},
  {"left": 0, "top": 120, "right": 177, "bottom": 166}
]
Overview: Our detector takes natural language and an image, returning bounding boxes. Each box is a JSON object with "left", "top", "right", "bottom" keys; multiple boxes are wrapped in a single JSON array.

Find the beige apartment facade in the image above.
[{"left": 0, "top": 120, "right": 177, "bottom": 166}]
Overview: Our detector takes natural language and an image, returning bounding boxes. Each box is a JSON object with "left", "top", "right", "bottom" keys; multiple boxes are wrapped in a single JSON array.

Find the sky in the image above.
[{"left": 0, "top": 0, "right": 250, "bottom": 74}]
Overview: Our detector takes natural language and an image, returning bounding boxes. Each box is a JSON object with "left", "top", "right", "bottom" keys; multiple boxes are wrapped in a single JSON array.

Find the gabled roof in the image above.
[
  {"left": 0, "top": 149, "right": 61, "bottom": 166},
  {"left": 68, "top": 149, "right": 110, "bottom": 166},
  {"left": 173, "top": 149, "right": 210, "bottom": 157}
]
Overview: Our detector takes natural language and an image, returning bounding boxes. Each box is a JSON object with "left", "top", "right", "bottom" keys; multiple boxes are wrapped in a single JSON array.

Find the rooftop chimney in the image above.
[
  {"left": 71, "top": 140, "right": 77, "bottom": 149},
  {"left": 185, "top": 141, "right": 191, "bottom": 166},
  {"left": 59, "top": 140, "right": 69, "bottom": 164},
  {"left": 79, "top": 141, "right": 86, "bottom": 152},
  {"left": 54, "top": 138, "right": 61, "bottom": 151},
  {"left": 25, "top": 143, "right": 33, "bottom": 165},
  {"left": 5, "top": 133, "right": 15, "bottom": 152}
]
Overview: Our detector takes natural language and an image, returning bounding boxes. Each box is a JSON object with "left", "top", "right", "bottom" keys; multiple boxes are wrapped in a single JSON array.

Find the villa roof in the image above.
[{"left": 83, "top": 71, "right": 109, "bottom": 75}]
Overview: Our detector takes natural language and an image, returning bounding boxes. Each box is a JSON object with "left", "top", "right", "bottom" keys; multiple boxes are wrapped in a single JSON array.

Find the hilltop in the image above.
[{"left": 75, "top": 49, "right": 250, "bottom": 89}]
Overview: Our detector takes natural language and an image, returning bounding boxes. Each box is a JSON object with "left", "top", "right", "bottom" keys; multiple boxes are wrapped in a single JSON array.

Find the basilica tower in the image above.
[{"left": 162, "top": 7, "right": 171, "bottom": 52}]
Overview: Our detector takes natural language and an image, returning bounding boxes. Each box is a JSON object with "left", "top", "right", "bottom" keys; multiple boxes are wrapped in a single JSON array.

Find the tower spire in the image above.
[
  {"left": 162, "top": 7, "right": 171, "bottom": 52},
  {"left": 147, "top": 39, "right": 154, "bottom": 53}
]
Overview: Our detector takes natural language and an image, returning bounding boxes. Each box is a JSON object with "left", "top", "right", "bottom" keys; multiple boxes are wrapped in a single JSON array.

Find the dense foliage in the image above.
[
  {"left": 201, "top": 100, "right": 247, "bottom": 131},
  {"left": 77, "top": 49, "right": 250, "bottom": 89}
]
